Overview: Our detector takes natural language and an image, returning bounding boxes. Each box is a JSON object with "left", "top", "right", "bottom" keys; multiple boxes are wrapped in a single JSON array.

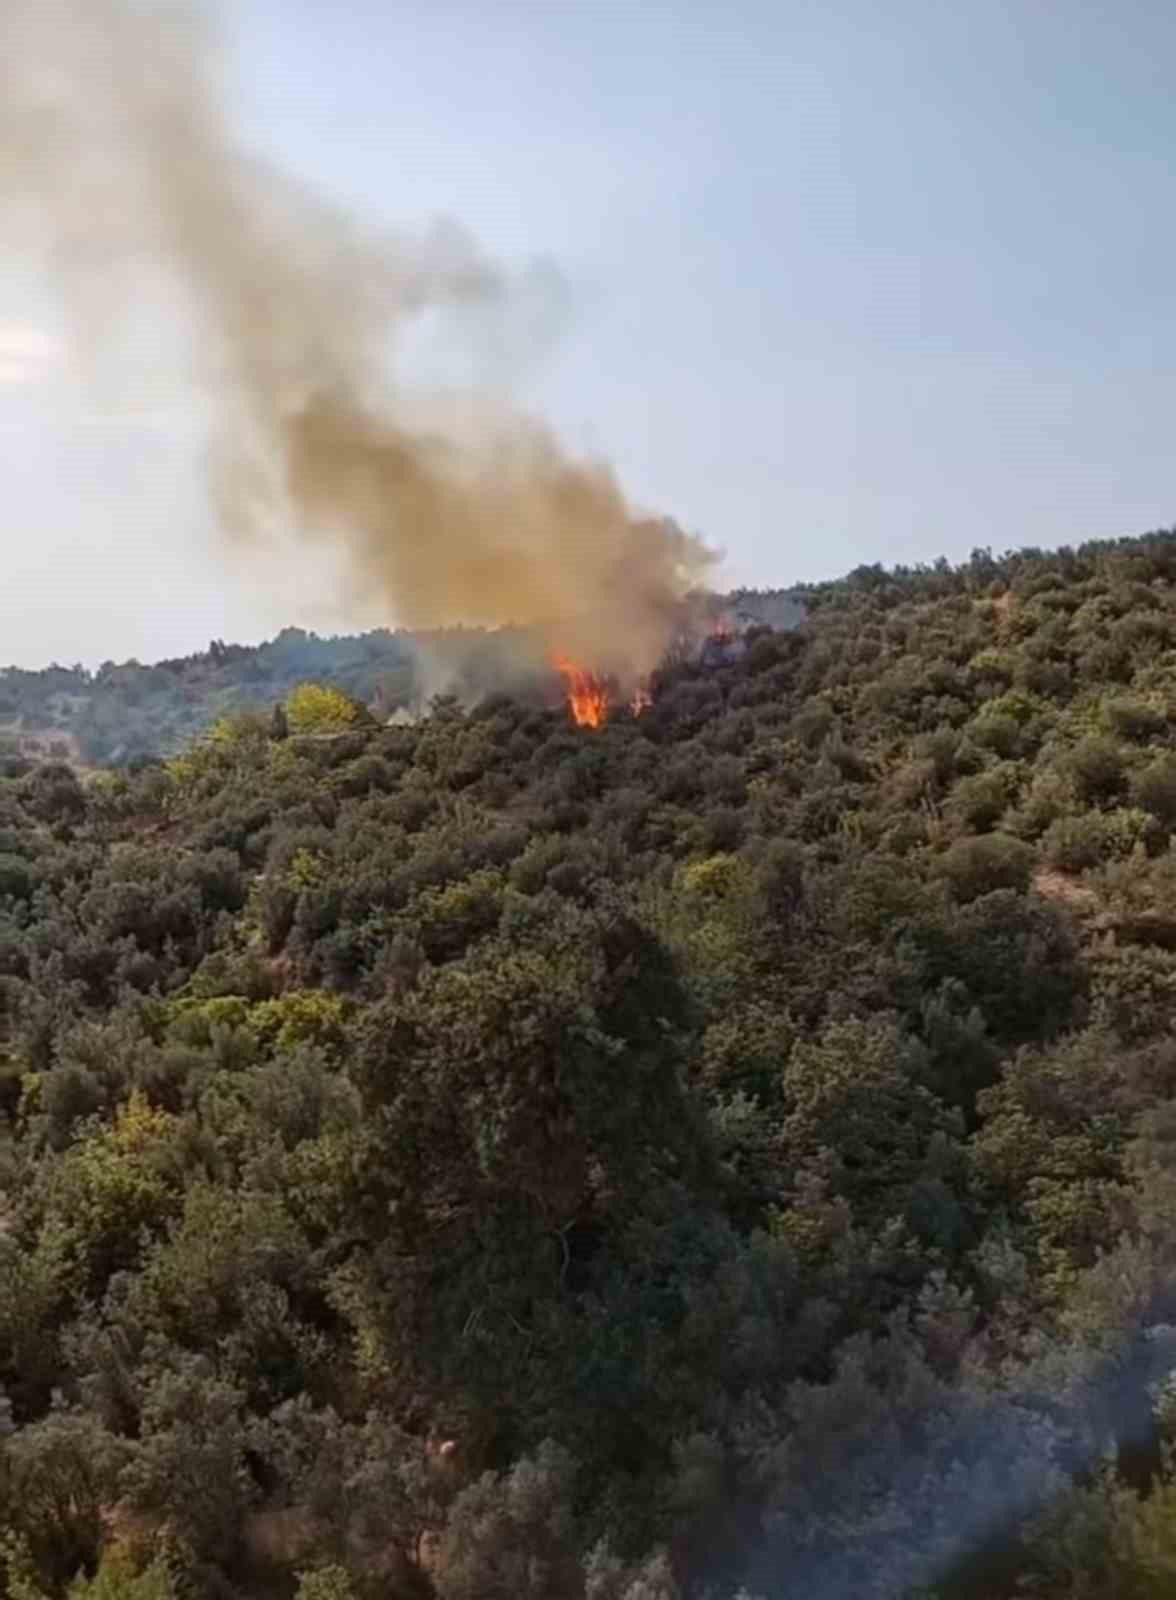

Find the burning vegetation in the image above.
[
  {"left": 549, "top": 652, "right": 659, "bottom": 728},
  {"left": 550, "top": 655, "right": 611, "bottom": 729},
  {"left": 629, "top": 680, "right": 653, "bottom": 717},
  {"left": 541, "top": 591, "right": 808, "bottom": 727}
]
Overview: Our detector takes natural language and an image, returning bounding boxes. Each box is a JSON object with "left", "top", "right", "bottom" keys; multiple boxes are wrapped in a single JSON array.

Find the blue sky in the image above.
[{"left": 4, "top": 0, "right": 1176, "bottom": 665}]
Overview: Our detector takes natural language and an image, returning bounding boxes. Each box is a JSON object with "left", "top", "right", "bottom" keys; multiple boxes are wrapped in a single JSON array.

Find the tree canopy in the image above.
[{"left": 9, "top": 532, "right": 1176, "bottom": 1596}]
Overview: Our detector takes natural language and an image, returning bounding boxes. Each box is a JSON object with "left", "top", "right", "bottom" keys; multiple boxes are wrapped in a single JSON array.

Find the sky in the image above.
[{"left": 4, "top": 0, "right": 1176, "bottom": 667}]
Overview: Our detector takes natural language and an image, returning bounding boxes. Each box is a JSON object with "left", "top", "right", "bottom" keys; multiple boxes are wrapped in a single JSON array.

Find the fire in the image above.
[
  {"left": 551, "top": 654, "right": 610, "bottom": 728},
  {"left": 630, "top": 680, "right": 652, "bottom": 716}
]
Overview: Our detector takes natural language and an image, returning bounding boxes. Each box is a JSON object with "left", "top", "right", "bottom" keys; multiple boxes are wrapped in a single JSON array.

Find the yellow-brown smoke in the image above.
[{"left": 0, "top": 0, "right": 716, "bottom": 685}]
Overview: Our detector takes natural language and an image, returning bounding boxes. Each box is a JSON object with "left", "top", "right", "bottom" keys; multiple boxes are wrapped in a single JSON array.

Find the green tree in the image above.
[{"left": 286, "top": 684, "right": 363, "bottom": 736}]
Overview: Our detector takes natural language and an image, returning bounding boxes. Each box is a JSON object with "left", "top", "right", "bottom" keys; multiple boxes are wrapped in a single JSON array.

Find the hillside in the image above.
[
  {"left": 1, "top": 627, "right": 422, "bottom": 768},
  {"left": 8, "top": 532, "right": 1176, "bottom": 1598},
  {"left": 0, "top": 591, "right": 806, "bottom": 770}
]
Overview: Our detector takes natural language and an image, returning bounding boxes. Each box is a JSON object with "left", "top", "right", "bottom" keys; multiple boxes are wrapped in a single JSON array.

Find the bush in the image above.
[
  {"left": 1005, "top": 769, "right": 1075, "bottom": 840},
  {"left": 66, "top": 1545, "right": 177, "bottom": 1600},
  {"left": 947, "top": 764, "right": 1021, "bottom": 832},
  {"left": 1042, "top": 812, "right": 1110, "bottom": 872},
  {"left": 436, "top": 1442, "right": 582, "bottom": 1600},
  {"left": 1102, "top": 696, "right": 1168, "bottom": 742},
  {"left": 1043, "top": 807, "right": 1153, "bottom": 871},
  {"left": 0, "top": 852, "right": 34, "bottom": 900},
  {"left": 938, "top": 833, "right": 1033, "bottom": 901},
  {"left": 969, "top": 712, "right": 1023, "bottom": 759},
  {"left": 1067, "top": 736, "right": 1127, "bottom": 803},
  {"left": 1132, "top": 754, "right": 1176, "bottom": 827}
]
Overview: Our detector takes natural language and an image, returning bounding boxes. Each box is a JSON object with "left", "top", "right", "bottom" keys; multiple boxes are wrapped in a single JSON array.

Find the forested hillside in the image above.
[
  {"left": 0, "top": 592, "right": 803, "bottom": 770},
  {"left": 10, "top": 532, "right": 1176, "bottom": 1598},
  {"left": 1, "top": 628, "right": 423, "bottom": 767}
]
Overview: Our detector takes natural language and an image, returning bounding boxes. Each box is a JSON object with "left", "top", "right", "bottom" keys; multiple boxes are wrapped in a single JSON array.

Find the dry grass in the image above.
[{"left": 1033, "top": 868, "right": 1099, "bottom": 912}]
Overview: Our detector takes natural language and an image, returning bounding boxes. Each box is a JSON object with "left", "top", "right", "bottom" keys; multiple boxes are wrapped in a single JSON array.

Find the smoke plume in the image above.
[{"left": 0, "top": 0, "right": 715, "bottom": 686}]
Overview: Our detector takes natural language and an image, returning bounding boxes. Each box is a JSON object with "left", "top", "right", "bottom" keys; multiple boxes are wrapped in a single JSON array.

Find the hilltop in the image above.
[{"left": 7, "top": 531, "right": 1176, "bottom": 1598}]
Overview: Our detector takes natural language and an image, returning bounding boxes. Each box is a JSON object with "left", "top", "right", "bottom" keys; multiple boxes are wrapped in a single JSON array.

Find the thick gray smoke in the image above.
[{"left": 0, "top": 0, "right": 715, "bottom": 687}]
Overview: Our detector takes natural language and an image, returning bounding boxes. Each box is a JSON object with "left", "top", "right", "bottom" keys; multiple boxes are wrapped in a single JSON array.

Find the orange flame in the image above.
[
  {"left": 630, "top": 680, "right": 652, "bottom": 716},
  {"left": 551, "top": 654, "right": 610, "bottom": 728}
]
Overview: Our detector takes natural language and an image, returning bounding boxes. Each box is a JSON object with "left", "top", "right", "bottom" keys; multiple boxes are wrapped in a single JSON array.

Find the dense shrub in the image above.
[
  {"left": 1132, "top": 755, "right": 1176, "bottom": 826},
  {"left": 1067, "top": 736, "right": 1128, "bottom": 804},
  {"left": 937, "top": 832, "right": 1034, "bottom": 901}
]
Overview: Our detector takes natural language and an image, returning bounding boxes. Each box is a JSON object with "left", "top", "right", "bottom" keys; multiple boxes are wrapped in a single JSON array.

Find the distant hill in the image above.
[
  {"left": 0, "top": 590, "right": 808, "bottom": 767},
  {"left": 0, "top": 627, "right": 418, "bottom": 768}
]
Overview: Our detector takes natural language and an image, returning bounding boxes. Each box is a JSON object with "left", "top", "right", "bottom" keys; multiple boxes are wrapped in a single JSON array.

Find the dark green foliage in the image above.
[
  {"left": 1132, "top": 754, "right": 1176, "bottom": 827},
  {"left": 948, "top": 765, "right": 1021, "bottom": 833},
  {"left": 11, "top": 537, "right": 1176, "bottom": 1596},
  {"left": 1043, "top": 812, "right": 1115, "bottom": 871},
  {"left": 435, "top": 1442, "right": 582, "bottom": 1600},
  {"left": 937, "top": 833, "right": 1034, "bottom": 901},
  {"left": 1067, "top": 736, "right": 1128, "bottom": 804},
  {"left": 1103, "top": 696, "right": 1168, "bottom": 743}
]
